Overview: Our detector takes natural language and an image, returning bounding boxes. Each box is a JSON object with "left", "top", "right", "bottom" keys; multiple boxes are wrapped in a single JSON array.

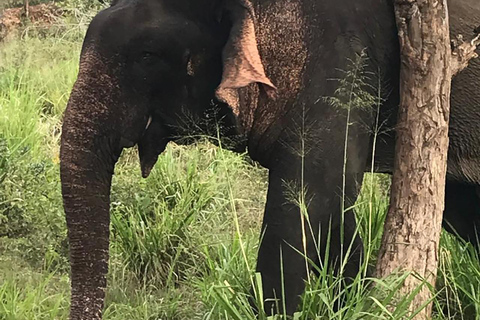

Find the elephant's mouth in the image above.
[
  {"left": 135, "top": 101, "right": 247, "bottom": 178},
  {"left": 137, "top": 115, "right": 170, "bottom": 178}
]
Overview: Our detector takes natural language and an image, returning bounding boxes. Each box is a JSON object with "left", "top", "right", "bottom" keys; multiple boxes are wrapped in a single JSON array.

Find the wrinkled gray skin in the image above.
[{"left": 60, "top": 0, "right": 480, "bottom": 318}]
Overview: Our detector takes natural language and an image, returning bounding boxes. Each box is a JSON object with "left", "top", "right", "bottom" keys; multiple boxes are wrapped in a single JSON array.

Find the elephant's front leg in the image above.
[
  {"left": 256, "top": 133, "right": 369, "bottom": 315},
  {"left": 255, "top": 170, "right": 320, "bottom": 316}
]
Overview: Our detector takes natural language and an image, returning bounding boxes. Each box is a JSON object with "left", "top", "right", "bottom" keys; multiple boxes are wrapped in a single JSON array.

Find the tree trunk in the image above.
[
  {"left": 375, "top": 1, "right": 452, "bottom": 319},
  {"left": 23, "top": 0, "right": 29, "bottom": 19}
]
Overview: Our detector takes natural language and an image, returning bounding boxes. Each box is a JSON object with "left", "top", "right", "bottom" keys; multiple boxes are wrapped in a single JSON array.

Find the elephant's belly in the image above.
[
  {"left": 370, "top": 133, "right": 480, "bottom": 185},
  {"left": 371, "top": 73, "right": 480, "bottom": 185}
]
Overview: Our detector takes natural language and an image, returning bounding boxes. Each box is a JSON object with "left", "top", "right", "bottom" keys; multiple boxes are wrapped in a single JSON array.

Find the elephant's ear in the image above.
[{"left": 215, "top": 0, "right": 276, "bottom": 116}]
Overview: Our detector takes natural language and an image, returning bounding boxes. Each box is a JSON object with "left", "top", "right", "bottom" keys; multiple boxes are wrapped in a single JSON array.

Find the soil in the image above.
[{"left": 0, "top": 3, "right": 62, "bottom": 41}]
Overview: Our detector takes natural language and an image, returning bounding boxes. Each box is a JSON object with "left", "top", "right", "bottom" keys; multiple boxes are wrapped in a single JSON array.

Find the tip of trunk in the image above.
[{"left": 140, "top": 157, "right": 157, "bottom": 178}]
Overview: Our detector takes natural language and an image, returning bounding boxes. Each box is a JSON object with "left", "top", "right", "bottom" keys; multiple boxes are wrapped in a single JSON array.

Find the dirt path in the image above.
[{"left": 0, "top": 3, "right": 62, "bottom": 41}]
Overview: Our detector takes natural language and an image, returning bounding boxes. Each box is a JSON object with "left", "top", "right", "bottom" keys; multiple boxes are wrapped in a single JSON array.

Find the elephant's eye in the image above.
[
  {"left": 142, "top": 52, "right": 153, "bottom": 59},
  {"left": 139, "top": 51, "right": 164, "bottom": 65},
  {"left": 141, "top": 51, "right": 158, "bottom": 60}
]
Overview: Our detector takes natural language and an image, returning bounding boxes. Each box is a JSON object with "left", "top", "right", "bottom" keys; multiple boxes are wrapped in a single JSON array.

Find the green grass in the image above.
[{"left": 1, "top": 9, "right": 480, "bottom": 320}]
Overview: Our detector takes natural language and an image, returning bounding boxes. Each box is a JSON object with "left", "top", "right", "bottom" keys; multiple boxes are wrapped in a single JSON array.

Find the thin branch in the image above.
[{"left": 451, "top": 29, "right": 480, "bottom": 75}]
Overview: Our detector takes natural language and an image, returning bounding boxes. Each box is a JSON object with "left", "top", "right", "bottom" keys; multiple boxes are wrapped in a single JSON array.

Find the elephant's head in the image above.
[{"left": 60, "top": 0, "right": 275, "bottom": 318}]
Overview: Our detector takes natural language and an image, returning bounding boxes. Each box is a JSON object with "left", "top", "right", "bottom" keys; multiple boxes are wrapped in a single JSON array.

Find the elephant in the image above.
[{"left": 59, "top": 0, "right": 480, "bottom": 318}]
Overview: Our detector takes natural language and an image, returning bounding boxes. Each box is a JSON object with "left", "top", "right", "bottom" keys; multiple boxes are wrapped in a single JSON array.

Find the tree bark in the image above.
[
  {"left": 23, "top": 0, "right": 29, "bottom": 19},
  {"left": 376, "top": 1, "right": 480, "bottom": 318},
  {"left": 375, "top": 1, "right": 452, "bottom": 319}
]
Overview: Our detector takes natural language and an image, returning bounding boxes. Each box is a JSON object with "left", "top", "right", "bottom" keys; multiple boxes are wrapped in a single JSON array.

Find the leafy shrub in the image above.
[
  {"left": 0, "top": 146, "right": 67, "bottom": 269},
  {"left": 0, "top": 140, "right": 33, "bottom": 239}
]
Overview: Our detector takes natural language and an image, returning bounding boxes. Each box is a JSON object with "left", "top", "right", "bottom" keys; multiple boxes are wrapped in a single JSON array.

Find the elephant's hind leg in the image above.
[{"left": 443, "top": 181, "right": 480, "bottom": 245}]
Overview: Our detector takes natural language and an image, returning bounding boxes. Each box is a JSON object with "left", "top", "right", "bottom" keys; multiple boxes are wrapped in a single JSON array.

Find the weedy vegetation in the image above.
[{"left": 1, "top": 3, "right": 480, "bottom": 319}]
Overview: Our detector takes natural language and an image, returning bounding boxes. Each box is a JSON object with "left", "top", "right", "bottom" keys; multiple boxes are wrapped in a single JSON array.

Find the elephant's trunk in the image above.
[
  {"left": 60, "top": 52, "right": 125, "bottom": 319},
  {"left": 60, "top": 140, "right": 114, "bottom": 320}
]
